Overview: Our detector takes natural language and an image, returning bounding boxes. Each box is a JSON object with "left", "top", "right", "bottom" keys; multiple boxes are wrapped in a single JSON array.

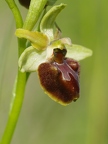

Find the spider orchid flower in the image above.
[{"left": 15, "top": 4, "right": 92, "bottom": 105}]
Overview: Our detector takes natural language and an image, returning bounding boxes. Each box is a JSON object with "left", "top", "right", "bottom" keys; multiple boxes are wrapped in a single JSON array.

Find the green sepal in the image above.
[
  {"left": 18, "top": 46, "right": 47, "bottom": 72},
  {"left": 15, "top": 28, "right": 49, "bottom": 50},
  {"left": 40, "top": 3, "right": 66, "bottom": 41},
  {"left": 65, "top": 44, "right": 93, "bottom": 61}
]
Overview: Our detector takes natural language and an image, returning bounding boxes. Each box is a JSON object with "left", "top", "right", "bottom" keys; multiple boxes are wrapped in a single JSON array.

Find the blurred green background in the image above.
[{"left": 0, "top": 0, "right": 108, "bottom": 144}]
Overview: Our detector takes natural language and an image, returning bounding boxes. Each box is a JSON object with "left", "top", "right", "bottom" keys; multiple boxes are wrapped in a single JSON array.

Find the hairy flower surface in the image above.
[{"left": 38, "top": 48, "right": 80, "bottom": 105}]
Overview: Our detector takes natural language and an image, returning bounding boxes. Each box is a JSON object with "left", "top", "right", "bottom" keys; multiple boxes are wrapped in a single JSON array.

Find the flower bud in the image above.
[{"left": 19, "top": 0, "right": 30, "bottom": 8}]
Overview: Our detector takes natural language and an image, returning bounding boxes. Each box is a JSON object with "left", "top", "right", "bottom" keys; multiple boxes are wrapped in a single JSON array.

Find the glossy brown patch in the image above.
[
  {"left": 38, "top": 58, "right": 80, "bottom": 105},
  {"left": 65, "top": 58, "right": 80, "bottom": 74}
]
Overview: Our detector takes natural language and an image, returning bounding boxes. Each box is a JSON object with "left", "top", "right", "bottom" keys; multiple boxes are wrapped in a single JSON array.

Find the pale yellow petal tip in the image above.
[
  {"left": 45, "top": 91, "right": 69, "bottom": 106},
  {"left": 15, "top": 28, "right": 26, "bottom": 37}
]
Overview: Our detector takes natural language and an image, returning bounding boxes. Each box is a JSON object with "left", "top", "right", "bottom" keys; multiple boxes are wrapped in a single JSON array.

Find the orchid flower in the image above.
[{"left": 15, "top": 4, "right": 92, "bottom": 105}]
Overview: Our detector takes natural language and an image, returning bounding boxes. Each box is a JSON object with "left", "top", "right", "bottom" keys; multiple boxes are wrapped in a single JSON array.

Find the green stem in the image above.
[
  {"left": 0, "top": 39, "right": 27, "bottom": 144},
  {"left": 1, "top": 0, "right": 48, "bottom": 143},
  {"left": 5, "top": 0, "right": 23, "bottom": 28},
  {"left": 0, "top": 1, "right": 25, "bottom": 144},
  {"left": 0, "top": 71, "right": 27, "bottom": 144}
]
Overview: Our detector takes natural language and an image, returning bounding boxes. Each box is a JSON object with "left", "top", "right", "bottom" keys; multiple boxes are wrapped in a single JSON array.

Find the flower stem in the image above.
[
  {"left": 5, "top": 0, "right": 23, "bottom": 28},
  {"left": 0, "top": 0, "right": 48, "bottom": 143},
  {"left": 0, "top": 71, "right": 27, "bottom": 144},
  {"left": 0, "top": 3, "right": 26, "bottom": 141},
  {"left": 0, "top": 0, "right": 25, "bottom": 144}
]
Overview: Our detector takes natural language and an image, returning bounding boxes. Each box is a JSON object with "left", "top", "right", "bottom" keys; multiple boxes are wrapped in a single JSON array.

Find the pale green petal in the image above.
[
  {"left": 18, "top": 46, "right": 47, "bottom": 72},
  {"left": 40, "top": 3, "right": 66, "bottom": 41},
  {"left": 15, "top": 29, "right": 49, "bottom": 50},
  {"left": 59, "top": 37, "right": 72, "bottom": 46},
  {"left": 66, "top": 44, "right": 93, "bottom": 61}
]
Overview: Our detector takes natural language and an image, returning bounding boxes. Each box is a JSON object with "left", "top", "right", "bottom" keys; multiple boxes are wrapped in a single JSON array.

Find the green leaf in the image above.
[
  {"left": 18, "top": 46, "right": 47, "bottom": 72},
  {"left": 66, "top": 44, "right": 93, "bottom": 61},
  {"left": 40, "top": 3, "right": 66, "bottom": 41},
  {"left": 15, "top": 29, "right": 49, "bottom": 50}
]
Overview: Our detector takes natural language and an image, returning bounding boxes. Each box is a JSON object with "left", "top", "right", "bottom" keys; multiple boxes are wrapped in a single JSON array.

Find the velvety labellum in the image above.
[{"left": 38, "top": 48, "right": 80, "bottom": 105}]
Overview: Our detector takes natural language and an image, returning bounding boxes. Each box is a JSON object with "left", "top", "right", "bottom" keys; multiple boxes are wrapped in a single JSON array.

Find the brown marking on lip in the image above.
[{"left": 38, "top": 58, "right": 80, "bottom": 105}]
